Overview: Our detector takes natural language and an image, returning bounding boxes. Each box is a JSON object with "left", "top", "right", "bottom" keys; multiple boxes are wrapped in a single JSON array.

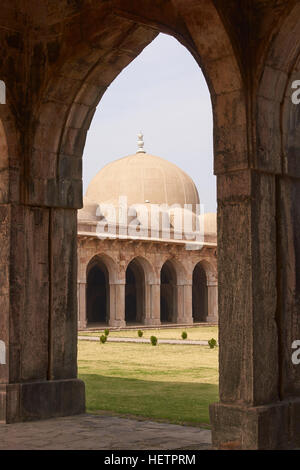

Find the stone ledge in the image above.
[
  {"left": 0, "top": 378, "right": 85, "bottom": 424},
  {"left": 210, "top": 399, "right": 300, "bottom": 450}
]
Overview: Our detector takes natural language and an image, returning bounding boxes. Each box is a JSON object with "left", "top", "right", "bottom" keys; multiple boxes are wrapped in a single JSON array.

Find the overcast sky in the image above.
[{"left": 83, "top": 33, "right": 216, "bottom": 213}]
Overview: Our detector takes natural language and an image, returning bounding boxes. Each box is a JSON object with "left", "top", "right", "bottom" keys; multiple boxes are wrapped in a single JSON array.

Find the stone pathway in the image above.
[
  {"left": 0, "top": 414, "right": 212, "bottom": 450},
  {"left": 78, "top": 336, "right": 209, "bottom": 345}
]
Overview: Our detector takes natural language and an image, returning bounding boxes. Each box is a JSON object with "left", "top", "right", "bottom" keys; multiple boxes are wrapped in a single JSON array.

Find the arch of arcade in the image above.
[
  {"left": 78, "top": 240, "right": 218, "bottom": 329},
  {"left": 0, "top": 0, "right": 299, "bottom": 450}
]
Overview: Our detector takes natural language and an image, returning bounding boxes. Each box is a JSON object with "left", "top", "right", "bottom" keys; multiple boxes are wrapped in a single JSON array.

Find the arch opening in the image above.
[
  {"left": 192, "top": 263, "right": 208, "bottom": 322},
  {"left": 86, "top": 261, "right": 110, "bottom": 325},
  {"left": 125, "top": 258, "right": 146, "bottom": 325},
  {"left": 160, "top": 260, "right": 177, "bottom": 323}
]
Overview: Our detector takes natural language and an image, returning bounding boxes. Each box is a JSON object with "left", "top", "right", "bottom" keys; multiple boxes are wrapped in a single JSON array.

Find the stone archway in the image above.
[
  {"left": 160, "top": 260, "right": 177, "bottom": 323},
  {"left": 125, "top": 260, "right": 144, "bottom": 324},
  {"left": 81, "top": 253, "right": 121, "bottom": 329},
  {"left": 160, "top": 258, "right": 189, "bottom": 324},
  {"left": 192, "top": 263, "right": 208, "bottom": 323},
  {"left": 86, "top": 261, "right": 109, "bottom": 325},
  {"left": 1, "top": 0, "right": 299, "bottom": 449}
]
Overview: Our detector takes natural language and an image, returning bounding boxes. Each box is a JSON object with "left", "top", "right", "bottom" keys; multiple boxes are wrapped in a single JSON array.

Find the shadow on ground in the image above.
[{"left": 80, "top": 373, "right": 218, "bottom": 427}]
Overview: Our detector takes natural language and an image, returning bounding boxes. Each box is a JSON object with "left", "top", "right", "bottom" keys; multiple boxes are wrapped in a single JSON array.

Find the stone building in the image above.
[
  {"left": 1, "top": 0, "right": 300, "bottom": 449},
  {"left": 77, "top": 135, "right": 218, "bottom": 329}
]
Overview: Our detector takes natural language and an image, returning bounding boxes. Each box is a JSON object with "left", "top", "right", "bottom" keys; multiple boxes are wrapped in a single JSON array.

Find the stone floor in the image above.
[{"left": 0, "top": 413, "right": 212, "bottom": 450}]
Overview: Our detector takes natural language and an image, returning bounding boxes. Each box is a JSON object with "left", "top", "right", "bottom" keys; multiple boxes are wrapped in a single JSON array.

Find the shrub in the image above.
[
  {"left": 104, "top": 329, "right": 109, "bottom": 336},
  {"left": 208, "top": 338, "right": 217, "bottom": 349},
  {"left": 100, "top": 335, "right": 107, "bottom": 344},
  {"left": 150, "top": 336, "right": 158, "bottom": 346},
  {"left": 138, "top": 330, "right": 143, "bottom": 338},
  {"left": 181, "top": 331, "right": 188, "bottom": 340}
]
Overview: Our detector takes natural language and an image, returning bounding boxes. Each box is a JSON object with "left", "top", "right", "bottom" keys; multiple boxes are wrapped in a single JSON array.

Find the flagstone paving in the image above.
[{"left": 0, "top": 413, "right": 212, "bottom": 450}]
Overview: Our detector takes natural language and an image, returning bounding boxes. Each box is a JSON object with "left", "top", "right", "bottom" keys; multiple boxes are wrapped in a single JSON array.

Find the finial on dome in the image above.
[{"left": 137, "top": 132, "right": 146, "bottom": 154}]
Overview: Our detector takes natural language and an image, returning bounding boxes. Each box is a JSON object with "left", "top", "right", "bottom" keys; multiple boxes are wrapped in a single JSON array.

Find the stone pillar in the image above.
[
  {"left": 177, "top": 284, "right": 193, "bottom": 324},
  {"left": 206, "top": 282, "right": 218, "bottom": 323},
  {"left": 109, "top": 282, "right": 126, "bottom": 328},
  {"left": 209, "top": 169, "right": 300, "bottom": 450},
  {"left": 144, "top": 283, "right": 151, "bottom": 325},
  {"left": 77, "top": 281, "right": 87, "bottom": 329},
  {"left": 144, "top": 284, "right": 161, "bottom": 326},
  {"left": 176, "top": 284, "right": 184, "bottom": 323},
  {"left": 0, "top": 206, "right": 85, "bottom": 423},
  {"left": 184, "top": 284, "right": 193, "bottom": 324},
  {"left": 176, "top": 284, "right": 192, "bottom": 324}
]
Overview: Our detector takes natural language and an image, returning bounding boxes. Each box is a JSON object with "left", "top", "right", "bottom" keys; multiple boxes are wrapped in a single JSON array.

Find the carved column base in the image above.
[
  {"left": 109, "top": 319, "right": 126, "bottom": 328},
  {"left": 206, "top": 315, "right": 218, "bottom": 323},
  {"left": 210, "top": 399, "right": 300, "bottom": 450},
  {"left": 0, "top": 379, "right": 85, "bottom": 424},
  {"left": 144, "top": 318, "right": 161, "bottom": 326}
]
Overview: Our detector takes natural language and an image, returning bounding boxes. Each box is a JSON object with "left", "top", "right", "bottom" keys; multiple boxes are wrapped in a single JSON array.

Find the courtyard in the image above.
[
  {"left": 0, "top": 326, "right": 217, "bottom": 450},
  {"left": 78, "top": 326, "right": 219, "bottom": 426},
  {"left": 0, "top": 0, "right": 299, "bottom": 450}
]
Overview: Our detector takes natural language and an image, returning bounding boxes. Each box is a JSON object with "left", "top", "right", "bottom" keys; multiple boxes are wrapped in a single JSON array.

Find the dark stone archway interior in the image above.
[
  {"left": 125, "top": 259, "right": 145, "bottom": 324},
  {"left": 0, "top": 0, "right": 299, "bottom": 449},
  {"left": 192, "top": 264, "right": 208, "bottom": 322},
  {"left": 160, "top": 261, "right": 177, "bottom": 323},
  {"left": 86, "top": 263, "right": 109, "bottom": 324}
]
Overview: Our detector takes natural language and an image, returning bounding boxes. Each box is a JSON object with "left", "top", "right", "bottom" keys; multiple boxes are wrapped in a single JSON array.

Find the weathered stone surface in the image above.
[
  {"left": 0, "top": 0, "right": 298, "bottom": 449},
  {"left": 49, "top": 209, "right": 78, "bottom": 380},
  {"left": 217, "top": 170, "right": 279, "bottom": 406},
  {"left": 276, "top": 177, "right": 300, "bottom": 399},
  {"left": 210, "top": 400, "right": 300, "bottom": 450},
  {"left": 0, "top": 413, "right": 211, "bottom": 450},
  {"left": 10, "top": 205, "right": 49, "bottom": 383},
  {"left": 0, "top": 379, "right": 85, "bottom": 423}
]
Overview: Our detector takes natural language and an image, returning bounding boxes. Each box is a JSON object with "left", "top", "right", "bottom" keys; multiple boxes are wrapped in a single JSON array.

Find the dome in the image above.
[
  {"left": 78, "top": 196, "right": 99, "bottom": 221},
  {"left": 202, "top": 212, "right": 217, "bottom": 234},
  {"left": 85, "top": 151, "right": 200, "bottom": 210}
]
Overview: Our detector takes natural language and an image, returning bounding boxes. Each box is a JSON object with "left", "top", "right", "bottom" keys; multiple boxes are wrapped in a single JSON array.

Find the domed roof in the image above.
[
  {"left": 78, "top": 196, "right": 99, "bottom": 221},
  {"left": 201, "top": 212, "right": 217, "bottom": 234},
  {"left": 85, "top": 136, "right": 199, "bottom": 210}
]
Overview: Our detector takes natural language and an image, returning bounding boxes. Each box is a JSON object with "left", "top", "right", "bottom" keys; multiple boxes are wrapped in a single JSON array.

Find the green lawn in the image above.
[
  {"left": 79, "top": 325, "right": 218, "bottom": 342},
  {"left": 78, "top": 338, "right": 219, "bottom": 426}
]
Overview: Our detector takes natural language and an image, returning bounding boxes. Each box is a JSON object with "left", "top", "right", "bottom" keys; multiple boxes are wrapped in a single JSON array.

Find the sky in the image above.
[{"left": 82, "top": 33, "right": 216, "bottom": 213}]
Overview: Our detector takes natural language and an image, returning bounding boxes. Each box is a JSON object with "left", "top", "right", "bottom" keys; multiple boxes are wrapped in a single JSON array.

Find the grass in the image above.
[
  {"left": 78, "top": 338, "right": 219, "bottom": 426},
  {"left": 79, "top": 325, "right": 218, "bottom": 342}
]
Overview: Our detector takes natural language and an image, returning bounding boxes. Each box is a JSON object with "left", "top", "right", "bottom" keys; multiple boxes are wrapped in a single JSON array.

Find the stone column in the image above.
[
  {"left": 109, "top": 282, "right": 126, "bottom": 328},
  {"left": 210, "top": 169, "right": 297, "bottom": 449},
  {"left": 176, "top": 284, "right": 184, "bottom": 323},
  {"left": 206, "top": 281, "right": 218, "bottom": 323},
  {"left": 0, "top": 207, "right": 85, "bottom": 423},
  {"left": 177, "top": 284, "right": 193, "bottom": 324},
  {"left": 144, "top": 283, "right": 151, "bottom": 325},
  {"left": 77, "top": 281, "right": 87, "bottom": 329},
  {"left": 184, "top": 284, "right": 193, "bottom": 324},
  {"left": 144, "top": 284, "right": 161, "bottom": 326}
]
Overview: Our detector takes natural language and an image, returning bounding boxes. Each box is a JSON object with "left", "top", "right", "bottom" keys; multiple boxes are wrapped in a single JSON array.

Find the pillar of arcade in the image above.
[
  {"left": 109, "top": 281, "right": 126, "bottom": 328},
  {"left": 0, "top": 205, "right": 85, "bottom": 423},
  {"left": 206, "top": 281, "right": 218, "bottom": 323}
]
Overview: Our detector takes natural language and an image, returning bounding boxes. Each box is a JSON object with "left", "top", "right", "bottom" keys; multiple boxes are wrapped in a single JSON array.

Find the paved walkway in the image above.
[
  {"left": 0, "top": 414, "right": 212, "bottom": 450},
  {"left": 78, "top": 336, "right": 209, "bottom": 345}
]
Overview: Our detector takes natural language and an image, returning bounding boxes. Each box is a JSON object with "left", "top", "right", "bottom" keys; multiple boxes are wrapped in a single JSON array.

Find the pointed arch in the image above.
[
  {"left": 160, "top": 258, "right": 187, "bottom": 323},
  {"left": 27, "top": 0, "right": 244, "bottom": 208},
  {"left": 85, "top": 253, "right": 119, "bottom": 325},
  {"left": 86, "top": 253, "right": 119, "bottom": 284},
  {"left": 256, "top": 2, "right": 300, "bottom": 402},
  {"left": 125, "top": 256, "right": 155, "bottom": 324},
  {"left": 192, "top": 262, "right": 208, "bottom": 322}
]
